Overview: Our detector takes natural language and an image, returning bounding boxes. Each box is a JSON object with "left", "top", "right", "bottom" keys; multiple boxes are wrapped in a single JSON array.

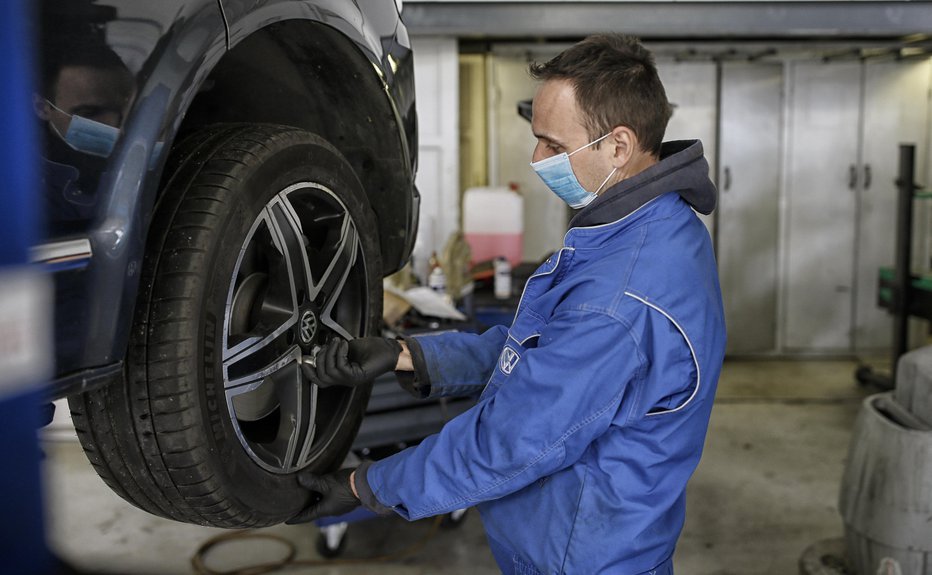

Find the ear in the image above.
[{"left": 607, "top": 126, "right": 639, "bottom": 169}]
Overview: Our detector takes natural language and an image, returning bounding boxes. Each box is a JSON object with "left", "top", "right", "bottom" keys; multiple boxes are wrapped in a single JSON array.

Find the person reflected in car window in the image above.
[{"left": 33, "top": 40, "right": 134, "bottom": 228}]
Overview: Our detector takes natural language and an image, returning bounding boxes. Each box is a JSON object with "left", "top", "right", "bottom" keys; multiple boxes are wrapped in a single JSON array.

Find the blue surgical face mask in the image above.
[
  {"left": 530, "top": 132, "right": 618, "bottom": 209},
  {"left": 46, "top": 100, "right": 121, "bottom": 158}
]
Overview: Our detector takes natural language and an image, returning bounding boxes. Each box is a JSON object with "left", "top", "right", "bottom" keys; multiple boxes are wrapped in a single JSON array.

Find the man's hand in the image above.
[
  {"left": 302, "top": 337, "right": 402, "bottom": 387},
  {"left": 286, "top": 468, "right": 359, "bottom": 524}
]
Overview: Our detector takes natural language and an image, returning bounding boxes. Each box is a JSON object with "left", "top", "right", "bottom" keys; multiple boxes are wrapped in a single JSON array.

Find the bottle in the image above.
[
  {"left": 494, "top": 256, "right": 512, "bottom": 300},
  {"left": 427, "top": 251, "right": 446, "bottom": 295}
]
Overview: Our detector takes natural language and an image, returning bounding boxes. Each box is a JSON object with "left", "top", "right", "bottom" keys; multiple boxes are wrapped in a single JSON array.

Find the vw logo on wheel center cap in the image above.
[{"left": 299, "top": 310, "right": 318, "bottom": 345}]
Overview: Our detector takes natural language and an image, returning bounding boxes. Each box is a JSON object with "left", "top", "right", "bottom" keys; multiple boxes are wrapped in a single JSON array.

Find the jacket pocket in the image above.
[
  {"left": 508, "top": 307, "right": 545, "bottom": 350},
  {"left": 479, "top": 312, "right": 545, "bottom": 400}
]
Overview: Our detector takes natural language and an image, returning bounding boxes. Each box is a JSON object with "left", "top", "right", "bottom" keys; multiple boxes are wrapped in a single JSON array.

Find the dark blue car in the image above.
[{"left": 32, "top": 0, "right": 418, "bottom": 527}]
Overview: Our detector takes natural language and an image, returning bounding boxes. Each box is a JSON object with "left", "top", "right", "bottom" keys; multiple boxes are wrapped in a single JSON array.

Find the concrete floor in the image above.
[{"left": 41, "top": 359, "right": 877, "bottom": 574}]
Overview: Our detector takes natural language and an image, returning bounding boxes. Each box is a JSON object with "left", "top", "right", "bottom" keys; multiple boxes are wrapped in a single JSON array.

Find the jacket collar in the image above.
[{"left": 569, "top": 140, "right": 716, "bottom": 229}]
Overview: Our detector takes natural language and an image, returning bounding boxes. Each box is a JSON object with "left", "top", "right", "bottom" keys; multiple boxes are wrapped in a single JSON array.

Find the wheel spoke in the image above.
[
  {"left": 314, "top": 216, "right": 359, "bottom": 341},
  {"left": 224, "top": 208, "right": 299, "bottom": 357},
  {"left": 224, "top": 344, "right": 301, "bottom": 391},
  {"left": 267, "top": 195, "right": 314, "bottom": 308},
  {"left": 309, "top": 214, "right": 357, "bottom": 304},
  {"left": 225, "top": 352, "right": 317, "bottom": 472},
  {"left": 279, "top": 369, "right": 318, "bottom": 471}
]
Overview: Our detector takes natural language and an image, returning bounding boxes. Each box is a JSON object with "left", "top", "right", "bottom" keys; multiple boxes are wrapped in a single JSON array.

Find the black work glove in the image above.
[
  {"left": 303, "top": 337, "right": 402, "bottom": 387},
  {"left": 286, "top": 467, "right": 359, "bottom": 524}
]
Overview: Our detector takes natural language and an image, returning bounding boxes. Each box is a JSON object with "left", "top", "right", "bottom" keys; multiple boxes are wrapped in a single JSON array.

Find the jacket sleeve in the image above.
[
  {"left": 396, "top": 324, "right": 509, "bottom": 399},
  {"left": 360, "top": 309, "right": 646, "bottom": 520}
]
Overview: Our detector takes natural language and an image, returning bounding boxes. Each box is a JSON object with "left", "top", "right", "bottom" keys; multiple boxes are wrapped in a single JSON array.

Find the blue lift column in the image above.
[{"left": 0, "top": 0, "right": 57, "bottom": 573}]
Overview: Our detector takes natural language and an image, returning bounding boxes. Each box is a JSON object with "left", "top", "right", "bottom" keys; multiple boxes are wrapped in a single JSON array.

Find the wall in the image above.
[
  {"left": 410, "top": 35, "right": 932, "bottom": 355},
  {"left": 410, "top": 37, "right": 460, "bottom": 282},
  {"left": 655, "top": 60, "right": 718, "bottom": 234},
  {"left": 488, "top": 46, "right": 567, "bottom": 263}
]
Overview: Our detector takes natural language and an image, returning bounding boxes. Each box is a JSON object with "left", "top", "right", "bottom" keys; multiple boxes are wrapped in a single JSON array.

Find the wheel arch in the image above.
[{"left": 173, "top": 18, "right": 418, "bottom": 277}]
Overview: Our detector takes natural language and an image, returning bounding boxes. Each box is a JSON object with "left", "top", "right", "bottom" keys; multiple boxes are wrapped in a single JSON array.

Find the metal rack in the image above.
[{"left": 858, "top": 144, "right": 927, "bottom": 389}]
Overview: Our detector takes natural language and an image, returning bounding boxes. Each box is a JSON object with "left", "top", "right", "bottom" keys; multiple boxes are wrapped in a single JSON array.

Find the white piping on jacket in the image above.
[
  {"left": 508, "top": 246, "right": 575, "bottom": 330},
  {"left": 503, "top": 198, "right": 665, "bottom": 365},
  {"left": 624, "top": 291, "right": 701, "bottom": 416},
  {"left": 506, "top": 195, "right": 663, "bottom": 341}
]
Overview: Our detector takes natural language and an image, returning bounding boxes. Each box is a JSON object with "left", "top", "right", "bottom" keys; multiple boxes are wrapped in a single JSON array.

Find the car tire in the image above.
[{"left": 68, "top": 124, "right": 382, "bottom": 527}]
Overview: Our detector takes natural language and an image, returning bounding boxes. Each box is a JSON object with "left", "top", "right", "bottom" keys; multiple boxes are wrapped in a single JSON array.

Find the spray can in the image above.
[{"left": 494, "top": 257, "right": 511, "bottom": 300}]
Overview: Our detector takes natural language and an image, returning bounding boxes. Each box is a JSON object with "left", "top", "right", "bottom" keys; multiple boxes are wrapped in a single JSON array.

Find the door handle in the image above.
[
  {"left": 864, "top": 164, "right": 872, "bottom": 190},
  {"left": 848, "top": 165, "right": 857, "bottom": 190},
  {"left": 723, "top": 166, "right": 731, "bottom": 191}
]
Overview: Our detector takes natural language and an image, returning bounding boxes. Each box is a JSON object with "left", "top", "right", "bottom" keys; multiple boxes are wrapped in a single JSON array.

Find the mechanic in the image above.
[{"left": 292, "top": 34, "right": 726, "bottom": 575}]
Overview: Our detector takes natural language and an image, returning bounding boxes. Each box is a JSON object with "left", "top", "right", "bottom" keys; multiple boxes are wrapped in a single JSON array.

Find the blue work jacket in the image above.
[{"left": 357, "top": 140, "right": 727, "bottom": 574}]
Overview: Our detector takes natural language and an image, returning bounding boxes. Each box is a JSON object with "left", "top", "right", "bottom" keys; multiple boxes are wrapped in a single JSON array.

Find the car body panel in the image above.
[{"left": 36, "top": 0, "right": 228, "bottom": 382}]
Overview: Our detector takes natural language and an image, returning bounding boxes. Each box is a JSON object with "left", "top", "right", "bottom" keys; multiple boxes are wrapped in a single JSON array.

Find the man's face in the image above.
[
  {"left": 530, "top": 78, "right": 615, "bottom": 193},
  {"left": 43, "top": 65, "right": 131, "bottom": 134}
]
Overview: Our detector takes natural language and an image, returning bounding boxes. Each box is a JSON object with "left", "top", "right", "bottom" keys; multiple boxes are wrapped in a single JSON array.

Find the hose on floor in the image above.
[{"left": 191, "top": 515, "right": 443, "bottom": 575}]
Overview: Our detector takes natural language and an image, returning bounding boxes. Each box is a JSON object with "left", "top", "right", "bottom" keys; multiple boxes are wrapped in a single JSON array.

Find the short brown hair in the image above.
[{"left": 529, "top": 34, "right": 671, "bottom": 156}]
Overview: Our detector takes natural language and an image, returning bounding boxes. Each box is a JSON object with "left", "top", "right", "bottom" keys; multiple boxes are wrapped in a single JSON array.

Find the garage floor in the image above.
[{"left": 42, "top": 359, "right": 877, "bottom": 575}]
